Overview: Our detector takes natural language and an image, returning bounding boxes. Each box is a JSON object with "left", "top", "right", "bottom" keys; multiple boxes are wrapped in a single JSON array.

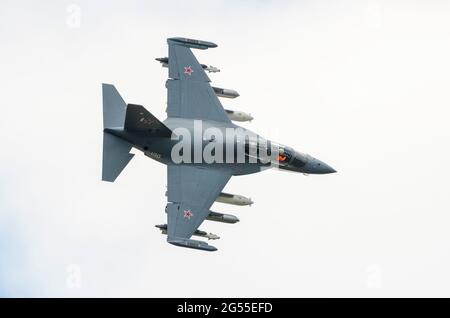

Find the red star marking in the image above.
[
  {"left": 183, "top": 209, "right": 194, "bottom": 220},
  {"left": 184, "top": 66, "right": 194, "bottom": 76}
]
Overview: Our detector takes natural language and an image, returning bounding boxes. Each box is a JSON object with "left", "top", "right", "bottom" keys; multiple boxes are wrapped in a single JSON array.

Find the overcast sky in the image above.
[{"left": 1, "top": 0, "right": 450, "bottom": 297}]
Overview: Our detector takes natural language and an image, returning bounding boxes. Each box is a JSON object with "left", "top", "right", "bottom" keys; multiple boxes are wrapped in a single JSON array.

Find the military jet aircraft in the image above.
[{"left": 102, "top": 37, "right": 336, "bottom": 251}]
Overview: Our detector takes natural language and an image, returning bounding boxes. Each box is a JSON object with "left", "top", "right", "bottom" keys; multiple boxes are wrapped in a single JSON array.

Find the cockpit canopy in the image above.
[
  {"left": 276, "top": 144, "right": 293, "bottom": 165},
  {"left": 242, "top": 137, "right": 306, "bottom": 167}
]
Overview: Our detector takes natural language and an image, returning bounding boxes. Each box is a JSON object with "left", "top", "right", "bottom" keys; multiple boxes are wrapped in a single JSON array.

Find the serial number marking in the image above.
[{"left": 149, "top": 152, "right": 161, "bottom": 159}]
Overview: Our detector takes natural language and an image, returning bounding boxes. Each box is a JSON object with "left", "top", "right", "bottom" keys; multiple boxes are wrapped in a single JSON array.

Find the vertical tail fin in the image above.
[
  {"left": 124, "top": 104, "right": 173, "bottom": 137},
  {"left": 102, "top": 84, "right": 134, "bottom": 182}
]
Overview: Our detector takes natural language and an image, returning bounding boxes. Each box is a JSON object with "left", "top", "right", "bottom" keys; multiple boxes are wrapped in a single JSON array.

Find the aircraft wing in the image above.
[
  {"left": 166, "top": 37, "right": 231, "bottom": 123},
  {"left": 165, "top": 165, "right": 232, "bottom": 251}
]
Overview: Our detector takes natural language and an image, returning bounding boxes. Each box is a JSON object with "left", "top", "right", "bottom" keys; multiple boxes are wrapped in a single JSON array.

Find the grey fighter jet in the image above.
[{"left": 102, "top": 37, "right": 336, "bottom": 252}]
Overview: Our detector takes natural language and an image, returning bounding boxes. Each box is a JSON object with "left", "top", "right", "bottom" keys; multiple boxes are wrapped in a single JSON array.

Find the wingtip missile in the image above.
[
  {"left": 168, "top": 238, "right": 218, "bottom": 251},
  {"left": 167, "top": 37, "right": 218, "bottom": 49}
]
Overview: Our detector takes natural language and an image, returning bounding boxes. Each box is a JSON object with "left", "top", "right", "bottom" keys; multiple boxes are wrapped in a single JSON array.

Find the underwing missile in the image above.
[
  {"left": 225, "top": 109, "right": 253, "bottom": 122},
  {"left": 206, "top": 211, "right": 240, "bottom": 224},
  {"left": 212, "top": 86, "right": 240, "bottom": 98},
  {"left": 156, "top": 57, "right": 220, "bottom": 73},
  {"left": 155, "top": 224, "right": 220, "bottom": 240},
  {"left": 215, "top": 192, "right": 253, "bottom": 206}
]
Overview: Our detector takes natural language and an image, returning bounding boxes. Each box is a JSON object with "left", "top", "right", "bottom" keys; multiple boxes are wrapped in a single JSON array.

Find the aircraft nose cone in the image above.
[
  {"left": 304, "top": 157, "right": 337, "bottom": 174},
  {"left": 317, "top": 161, "right": 337, "bottom": 174}
]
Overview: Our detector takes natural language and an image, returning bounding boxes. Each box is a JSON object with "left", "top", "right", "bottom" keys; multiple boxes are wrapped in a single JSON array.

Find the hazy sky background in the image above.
[{"left": 1, "top": 0, "right": 450, "bottom": 297}]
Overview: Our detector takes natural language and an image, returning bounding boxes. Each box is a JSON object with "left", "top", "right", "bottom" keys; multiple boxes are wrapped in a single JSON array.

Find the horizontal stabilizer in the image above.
[
  {"left": 102, "top": 132, "right": 134, "bottom": 182},
  {"left": 124, "top": 104, "right": 172, "bottom": 137}
]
